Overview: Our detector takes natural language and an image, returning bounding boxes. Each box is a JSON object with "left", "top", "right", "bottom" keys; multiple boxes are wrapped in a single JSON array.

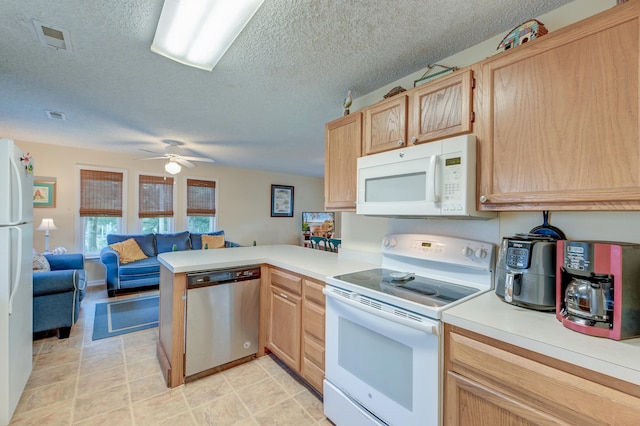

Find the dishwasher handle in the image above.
[{"left": 187, "top": 266, "right": 261, "bottom": 289}]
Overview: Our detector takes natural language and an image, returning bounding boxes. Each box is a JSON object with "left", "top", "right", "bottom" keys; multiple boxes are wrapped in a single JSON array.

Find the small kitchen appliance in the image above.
[
  {"left": 556, "top": 240, "right": 640, "bottom": 340},
  {"left": 356, "top": 134, "right": 496, "bottom": 219},
  {"left": 323, "top": 233, "right": 494, "bottom": 426},
  {"left": 495, "top": 234, "right": 557, "bottom": 311}
]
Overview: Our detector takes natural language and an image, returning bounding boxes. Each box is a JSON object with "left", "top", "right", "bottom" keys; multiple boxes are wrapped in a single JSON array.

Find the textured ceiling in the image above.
[{"left": 0, "top": 0, "right": 573, "bottom": 177}]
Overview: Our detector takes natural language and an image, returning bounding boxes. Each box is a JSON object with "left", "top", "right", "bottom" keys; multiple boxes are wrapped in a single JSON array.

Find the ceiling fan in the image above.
[{"left": 138, "top": 141, "right": 214, "bottom": 174}]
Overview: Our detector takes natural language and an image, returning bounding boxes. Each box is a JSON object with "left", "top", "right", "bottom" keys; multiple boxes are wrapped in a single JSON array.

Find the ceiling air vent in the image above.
[
  {"left": 33, "top": 20, "right": 73, "bottom": 53},
  {"left": 46, "top": 110, "right": 67, "bottom": 121}
]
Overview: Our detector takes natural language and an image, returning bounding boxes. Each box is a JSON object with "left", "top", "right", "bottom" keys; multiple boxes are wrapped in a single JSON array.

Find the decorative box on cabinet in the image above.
[
  {"left": 444, "top": 324, "right": 640, "bottom": 425},
  {"left": 325, "top": 113, "right": 362, "bottom": 211},
  {"left": 477, "top": 1, "right": 640, "bottom": 210}
]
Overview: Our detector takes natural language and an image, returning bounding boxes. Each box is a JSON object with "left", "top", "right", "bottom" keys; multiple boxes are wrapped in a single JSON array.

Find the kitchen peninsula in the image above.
[{"left": 155, "top": 244, "right": 376, "bottom": 388}]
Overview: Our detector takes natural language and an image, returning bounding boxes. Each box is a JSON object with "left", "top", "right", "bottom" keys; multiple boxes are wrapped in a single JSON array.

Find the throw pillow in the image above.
[
  {"left": 109, "top": 238, "right": 148, "bottom": 264},
  {"left": 156, "top": 231, "right": 191, "bottom": 254},
  {"left": 201, "top": 234, "right": 225, "bottom": 249},
  {"left": 106, "top": 233, "right": 156, "bottom": 257},
  {"left": 32, "top": 251, "right": 51, "bottom": 272},
  {"left": 190, "top": 230, "right": 225, "bottom": 249}
]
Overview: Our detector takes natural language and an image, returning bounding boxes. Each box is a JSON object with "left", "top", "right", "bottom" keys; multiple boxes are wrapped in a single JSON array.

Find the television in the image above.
[{"left": 302, "top": 212, "right": 335, "bottom": 237}]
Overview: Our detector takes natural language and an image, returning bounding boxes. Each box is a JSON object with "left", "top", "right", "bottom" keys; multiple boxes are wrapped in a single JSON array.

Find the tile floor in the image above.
[{"left": 11, "top": 284, "right": 331, "bottom": 425}]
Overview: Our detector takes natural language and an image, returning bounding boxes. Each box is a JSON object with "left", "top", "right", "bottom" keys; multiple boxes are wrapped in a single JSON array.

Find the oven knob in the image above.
[
  {"left": 389, "top": 238, "right": 397, "bottom": 247},
  {"left": 383, "top": 238, "right": 389, "bottom": 247},
  {"left": 475, "top": 248, "right": 487, "bottom": 259},
  {"left": 462, "top": 246, "right": 473, "bottom": 257}
]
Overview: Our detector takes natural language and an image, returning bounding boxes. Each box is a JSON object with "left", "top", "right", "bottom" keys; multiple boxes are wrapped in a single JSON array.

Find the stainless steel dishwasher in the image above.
[{"left": 185, "top": 265, "right": 261, "bottom": 377}]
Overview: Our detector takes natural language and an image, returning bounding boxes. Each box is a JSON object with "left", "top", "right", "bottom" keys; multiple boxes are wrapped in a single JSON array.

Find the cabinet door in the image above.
[
  {"left": 408, "top": 69, "right": 474, "bottom": 145},
  {"left": 446, "top": 371, "right": 564, "bottom": 426},
  {"left": 363, "top": 94, "right": 408, "bottom": 155},
  {"left": 444, "top": 326, "right": 640, "bottom": 425},
  {"left": 478, "top": 3, "right": 640, "bottom": 210},
  {"left": 325, "top": 113, "right": 362, "bottom": 211},
  {"left": 267, "top": 286, "right": 301, "bottom": 371}
]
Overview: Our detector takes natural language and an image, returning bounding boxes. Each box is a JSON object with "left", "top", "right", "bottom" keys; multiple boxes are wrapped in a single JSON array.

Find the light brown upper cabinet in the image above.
[
  {"left": 363, "top": 94, "right": 408, "bottom": 155},
  {"left": 362, "top": 69, "right": 475, "bottom": 156},
  {"left": 408, "top": 69, "right": 474, "bottom": 145},
  {"left": 478, "top": 2, "right": 640, "bottom": 210},
  {"left": 324, "top": 112, "right": 362, "bottom": 211}
]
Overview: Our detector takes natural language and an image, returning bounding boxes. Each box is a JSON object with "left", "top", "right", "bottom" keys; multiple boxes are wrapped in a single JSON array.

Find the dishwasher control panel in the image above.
[{"left": 187, "top": 266, "right": 261, "bottom": 288}]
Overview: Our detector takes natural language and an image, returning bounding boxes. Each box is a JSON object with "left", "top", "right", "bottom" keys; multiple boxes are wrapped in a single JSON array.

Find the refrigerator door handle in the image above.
[
  {"left": 8, "top": 226, "right": 23, "bottom": 315},
  {"left": 9, "top": 151, "right": 24, "bottom": 225}
]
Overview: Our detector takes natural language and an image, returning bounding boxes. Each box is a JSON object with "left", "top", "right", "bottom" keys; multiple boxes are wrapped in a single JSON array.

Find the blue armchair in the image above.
[{"left": 33, "top": 254, "right": 86, "bottom": 339}]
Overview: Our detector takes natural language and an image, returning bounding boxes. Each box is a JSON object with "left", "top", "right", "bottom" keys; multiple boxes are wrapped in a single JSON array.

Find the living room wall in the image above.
[{"left": 18, "top": 140, "right": 324, "bottom": 281}]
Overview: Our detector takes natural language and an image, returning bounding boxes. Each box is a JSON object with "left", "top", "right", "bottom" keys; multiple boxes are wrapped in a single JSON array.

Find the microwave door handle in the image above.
[{"left": 426, "top": 154, "right": 438, "bottom": 202}]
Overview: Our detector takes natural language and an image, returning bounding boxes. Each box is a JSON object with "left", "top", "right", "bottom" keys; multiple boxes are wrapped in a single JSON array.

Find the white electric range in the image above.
[{"left": 323, "top": 233, "right": 494, "bottom": 426}]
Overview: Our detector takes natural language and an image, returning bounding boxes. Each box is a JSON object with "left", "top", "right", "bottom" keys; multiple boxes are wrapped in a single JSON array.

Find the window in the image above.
[
  {"left": 79, "top": 168, "right": 125, "bottom": 256},
  {"left": 138, "top": 174, "right": 175, "bottom": 233},
  {"left": 186, "top": 178, "right": 217, "bottom": 233}
]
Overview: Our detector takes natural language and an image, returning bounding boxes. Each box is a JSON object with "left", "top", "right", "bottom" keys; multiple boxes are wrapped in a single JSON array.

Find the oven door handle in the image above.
[{"left": 324, "top": 289, "right": 439, "bottom": 335}]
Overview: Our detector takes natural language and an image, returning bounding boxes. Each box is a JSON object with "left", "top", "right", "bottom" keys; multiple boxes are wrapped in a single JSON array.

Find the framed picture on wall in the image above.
[
  {"left": 33, "top": 180, "right": 56, "bottom": 208},
  {"left": 271, "top": 184, "right": 294, "bottom": 217}
]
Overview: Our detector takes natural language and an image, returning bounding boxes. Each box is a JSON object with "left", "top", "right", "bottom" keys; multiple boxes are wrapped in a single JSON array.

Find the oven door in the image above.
[{"left": 323, "top": 287, "right": 441, "bottom": 426}]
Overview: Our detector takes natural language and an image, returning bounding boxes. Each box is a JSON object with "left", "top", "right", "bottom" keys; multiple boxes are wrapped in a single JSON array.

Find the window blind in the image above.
[
  {"left": 79, "top": 169, "right": 123, "bottom": 217},
  {"left": 186, "top": 179, "right": 216, "bottom": 216},
  {"left": 139, "top": 175, "right": 174, "bottom": 218}
]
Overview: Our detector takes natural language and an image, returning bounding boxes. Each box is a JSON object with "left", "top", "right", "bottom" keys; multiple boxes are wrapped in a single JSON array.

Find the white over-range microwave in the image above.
[{"left": 356, "top": 134, "right": 496, "bottom": 219}]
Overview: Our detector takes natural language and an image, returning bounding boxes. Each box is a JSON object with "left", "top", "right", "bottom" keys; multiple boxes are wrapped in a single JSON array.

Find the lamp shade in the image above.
[
  {"left": 165, "top": 160, "right": 182, "bottom": 175},
  {"left": 36, "top": 218, "right": 58, "bottom": 231},
  {"left": 151, "top": 0, "right": 265, "bottom": 71}
]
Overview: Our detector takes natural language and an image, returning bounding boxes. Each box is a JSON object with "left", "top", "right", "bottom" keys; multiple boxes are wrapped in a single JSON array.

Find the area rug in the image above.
[{"left": 92, "top": 295, "right": 159, "bottom": 341}]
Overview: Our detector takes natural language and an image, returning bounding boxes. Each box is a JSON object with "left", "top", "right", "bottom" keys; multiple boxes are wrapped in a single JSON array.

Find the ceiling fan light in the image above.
[
  {"left": 151, "top": 0, "right": 265, "bottom": 71},
  {"left": 165, "top": 160, "right": 182, "bottom": 174}
]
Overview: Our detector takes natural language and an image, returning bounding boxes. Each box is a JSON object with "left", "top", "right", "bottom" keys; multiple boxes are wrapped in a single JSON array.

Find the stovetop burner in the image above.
[{"left": 332, "top": 268, "right": 480, "bottom": 308}]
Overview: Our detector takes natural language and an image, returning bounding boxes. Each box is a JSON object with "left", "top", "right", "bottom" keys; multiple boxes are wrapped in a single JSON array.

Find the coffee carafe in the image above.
[{"left": 556, "top": 240, "right": 640, "bottom": 340}]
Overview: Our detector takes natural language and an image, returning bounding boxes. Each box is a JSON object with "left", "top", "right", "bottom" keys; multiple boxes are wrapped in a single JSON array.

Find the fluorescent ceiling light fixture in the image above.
[
  {"left": 151, "top": 0, "right": 265, "bottom": 71},
  {"left": 165, "top": 159, "right": 182, "bottom": 174}
]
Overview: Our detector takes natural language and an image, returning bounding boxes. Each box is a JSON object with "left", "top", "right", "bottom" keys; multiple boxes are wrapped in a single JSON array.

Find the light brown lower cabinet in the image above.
[
  {"left": 266, "top": 267, "right": 326, "bottom": 394},
  {"left": 444, "top": 324, "right": 640, "bottom": 425},
  {"left": 301, "top": 278, "right": 326, "bottom": 393}
]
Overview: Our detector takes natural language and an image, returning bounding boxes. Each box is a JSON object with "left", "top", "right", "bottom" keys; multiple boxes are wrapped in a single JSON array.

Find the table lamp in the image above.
[{"left": 37, "top": 218, "right": 58, "bottom": 254}]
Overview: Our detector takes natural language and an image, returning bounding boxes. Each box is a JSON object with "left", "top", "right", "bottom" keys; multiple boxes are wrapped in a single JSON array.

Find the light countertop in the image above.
[
  {"left": 157, "top": 244, "right": 377, "bottom": 282},
  {"left": 442, "top": 292, "right": 640, "bottom": 387}
]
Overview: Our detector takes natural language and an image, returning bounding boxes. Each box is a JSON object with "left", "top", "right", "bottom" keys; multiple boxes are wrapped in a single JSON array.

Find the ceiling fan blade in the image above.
[
  {"left": 139, "top": 148, "right": 164, "bottom": 154},
  {"left": 137, "top": 156, "right": 168, "bottom": 161},
  {"left": 180, "top": 155, "right": 215, "bottom": 163},
  {"left": 176, "top": 158, "right": 196, "bottom": 168}
]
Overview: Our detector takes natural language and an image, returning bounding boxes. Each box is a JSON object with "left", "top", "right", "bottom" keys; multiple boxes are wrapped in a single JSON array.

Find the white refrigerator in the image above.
[{"left": 0, "top": 139, "right": 33, "bottom": 425}]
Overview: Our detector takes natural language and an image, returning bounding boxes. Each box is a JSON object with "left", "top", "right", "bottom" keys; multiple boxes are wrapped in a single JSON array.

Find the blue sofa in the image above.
[
  {"left": 99, "top": 231, "right": 241, "bottom": 297},
  {"left": 33, "top": 253, "right": 86, "bottom": 339}
]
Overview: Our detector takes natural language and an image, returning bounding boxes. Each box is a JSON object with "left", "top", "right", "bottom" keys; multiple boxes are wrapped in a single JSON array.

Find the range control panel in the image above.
[{"left": 381, "top": 233, "right": 494, "bottom": 269}]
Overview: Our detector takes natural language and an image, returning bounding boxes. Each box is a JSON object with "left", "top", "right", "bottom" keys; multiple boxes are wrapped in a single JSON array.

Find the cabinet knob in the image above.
[
  {"left": 411, "top": 136, "right": 417, "bottom": 144},
  {"left": 479, "top": 195, "right": 487, "bottom": 203},
  {"left": 397, "top": 139, "right": 404, "bottom": 146}
]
